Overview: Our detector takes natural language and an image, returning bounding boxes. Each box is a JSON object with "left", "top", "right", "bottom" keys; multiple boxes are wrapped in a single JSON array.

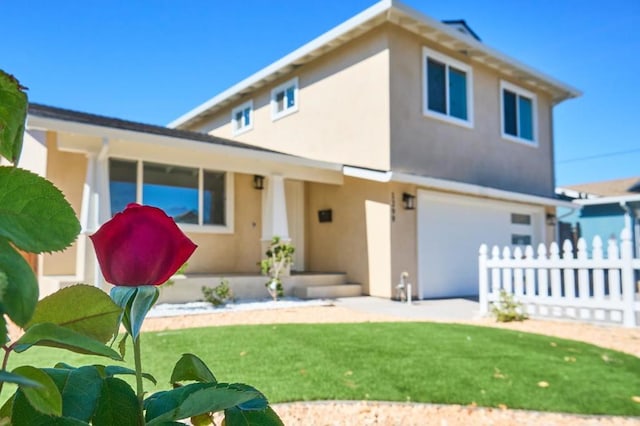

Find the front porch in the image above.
[{"left": 156, "top": 272, "right": 362, "bottom": 303}]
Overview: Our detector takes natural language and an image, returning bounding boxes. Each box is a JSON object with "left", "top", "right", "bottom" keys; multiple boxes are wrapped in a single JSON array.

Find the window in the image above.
[
  {"left": 231, "top": 100, "right": 253, "bottom": 135},
  {"left": 500, "top": 81, "right": 537, "bottom": 144},
  {"left": 108, "top": 158, "right": 232, "bottom": 231},
  {"left": 511, "top": 213, "right": 531, "bottom": 225},
  {"left": 511, "top": 234, "right": 532, "bottom": 246},
  {"left": 423, "top": 47, "right": 473, "bottom": 127},
  {"left": 271, "top": 77, "right": 298, "bottom": 120}
]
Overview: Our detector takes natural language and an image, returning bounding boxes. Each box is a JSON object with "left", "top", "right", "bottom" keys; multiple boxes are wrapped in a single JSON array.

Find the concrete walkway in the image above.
[{"left": 333, "top": 296, "right": 482, "bottom": 321}]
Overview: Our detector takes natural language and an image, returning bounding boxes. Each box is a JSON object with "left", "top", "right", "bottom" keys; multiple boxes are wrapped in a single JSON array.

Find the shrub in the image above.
[
  {"left": 201, "top": 278, "right": 234, "bottom": 307},
  {"left": 491, "top": 290, "right": 528, "bottom": 322}
]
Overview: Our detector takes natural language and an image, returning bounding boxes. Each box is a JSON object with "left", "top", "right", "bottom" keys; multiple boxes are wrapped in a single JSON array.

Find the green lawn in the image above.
[{"left": 6, "top": 322, "right": 640, "bottom": 416}]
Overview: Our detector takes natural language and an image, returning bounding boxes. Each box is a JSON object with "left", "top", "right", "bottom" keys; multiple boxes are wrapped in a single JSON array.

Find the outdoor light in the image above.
[
  {"left": 253, "top": 175, "right": 264, "bottom": 190},
  {"left": 546, "top": 213, "right": 557, "bottom": 226},
  {"left": 402, "top": 192, "right": 416, "bottom": 210}
]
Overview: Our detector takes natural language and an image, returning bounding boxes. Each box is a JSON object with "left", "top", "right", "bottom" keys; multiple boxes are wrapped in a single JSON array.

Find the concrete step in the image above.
[
  {"left": 289, "top": 272, "right": 347, "bottom": 287},
  {"left": 294, "top": 284, "right": 362, "bottom": 299}
]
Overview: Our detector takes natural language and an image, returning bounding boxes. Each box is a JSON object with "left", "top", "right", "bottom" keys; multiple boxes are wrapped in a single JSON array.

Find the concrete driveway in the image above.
[{"left": 334, "top": 296, "right": 482, "bottom": 321}]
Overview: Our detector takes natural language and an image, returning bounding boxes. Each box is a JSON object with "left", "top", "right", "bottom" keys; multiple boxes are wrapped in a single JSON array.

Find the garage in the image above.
[{"left": 417, "top": 189, "right": 544, "bottom": 299}]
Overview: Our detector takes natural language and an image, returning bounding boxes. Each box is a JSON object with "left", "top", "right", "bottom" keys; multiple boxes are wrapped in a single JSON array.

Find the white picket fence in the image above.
[{"left": 478, "top": 229, "right": 640, "bottom": 327}]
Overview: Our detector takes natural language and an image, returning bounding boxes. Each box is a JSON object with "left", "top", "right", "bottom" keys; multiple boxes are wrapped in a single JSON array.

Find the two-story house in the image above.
[
  {"left": 22, "top": 0, "right": 578, "bottom": 301},
  {"left": 168, "top": 0, "right": 579, "bottom": 298}
]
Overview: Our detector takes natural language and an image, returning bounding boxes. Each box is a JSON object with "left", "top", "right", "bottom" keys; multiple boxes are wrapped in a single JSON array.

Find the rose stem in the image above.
[{"left": 133, "top": 335, "right": 145, "bottom": 423}]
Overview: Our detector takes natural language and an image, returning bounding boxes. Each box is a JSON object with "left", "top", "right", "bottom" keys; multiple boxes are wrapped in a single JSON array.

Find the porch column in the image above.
[
  {"left": 261, "top": 174, "right": 290, "bottom": 243},
  {"left": 76, "top": 139, "right": 110, "bottom": 288}
]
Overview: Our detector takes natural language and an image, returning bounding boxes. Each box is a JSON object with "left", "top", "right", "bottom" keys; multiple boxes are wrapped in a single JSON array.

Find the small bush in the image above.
[
  {"left": 202, "top": 278, "right": 234, "bottom": 307},
  {"left": 491, "top": 290, "right": 528, "bottom": 322}
]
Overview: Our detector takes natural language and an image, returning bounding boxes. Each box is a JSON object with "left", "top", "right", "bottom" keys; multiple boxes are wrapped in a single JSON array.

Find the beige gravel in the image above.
[{"left": 142, "top": 304, "right": 640, "bottom": 425}]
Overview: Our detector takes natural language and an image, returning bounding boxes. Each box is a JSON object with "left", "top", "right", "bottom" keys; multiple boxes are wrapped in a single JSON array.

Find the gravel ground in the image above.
[{"left": 142, "top": 302, "right": 640, "bottom": 425}]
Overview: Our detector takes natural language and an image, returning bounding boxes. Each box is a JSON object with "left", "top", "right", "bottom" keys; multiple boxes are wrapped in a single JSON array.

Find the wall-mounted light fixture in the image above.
[
  {"left": 253, "top": 175, "right": 264, "bottom": 190},
  {"left": 545, "top": 213, "right": 557, "bottom": 226},
  {"left": 402, "top": 192, "right": 416, "bottom": 210}
]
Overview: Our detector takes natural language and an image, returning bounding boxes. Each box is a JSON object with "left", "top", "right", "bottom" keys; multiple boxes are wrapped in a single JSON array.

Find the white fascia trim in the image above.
[
  {"left": 27, "top": 114, "right": 343, "bottom": 173},
  {"left": 393, "top": 172, "right": 578, "bottom": 208},
  {"left": 168, "top": 0, "right": 392, "bottom": 128},
  {"left": 574, "top": 194, "right": 640, "bottom": 206},
  {"left": 343, "top": 166, "right": 393, "bottom": 182},
  {"left": 169, "top": 0, "right": 580, "bottom": 129},
  {"left": 391, "top": 0, "right": 582, "bottom": 101}
]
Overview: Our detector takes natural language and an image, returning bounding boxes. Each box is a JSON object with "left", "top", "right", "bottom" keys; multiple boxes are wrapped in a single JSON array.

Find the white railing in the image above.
[{"left": 479, "top": 229, "right": 640, "bottom": 327}]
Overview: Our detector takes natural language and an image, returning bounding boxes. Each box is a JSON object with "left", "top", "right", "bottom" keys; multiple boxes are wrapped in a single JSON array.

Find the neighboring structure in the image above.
[
  {"left": 19, "top": 0, "right": 579, "bottom": 300},
  {"left": 557, "top": 177, "right": 640, "bottom": 256}
]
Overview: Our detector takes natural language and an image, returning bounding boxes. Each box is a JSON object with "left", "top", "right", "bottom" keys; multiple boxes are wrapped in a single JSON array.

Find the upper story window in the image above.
[
  {"left": 500, "top": 80, "right": 537, "bottom": 145},
  {"left": 422, "top": 47, "right": 473, "bottom": 128},
  {"left": 108, "top": 158, "right": 233, "bottom": 232},
  {"left": 271, "top": 77, "right": 298, "bottom": 121},
  {"left": 231, "top": 100, "right": 253, "bottom": 135}
]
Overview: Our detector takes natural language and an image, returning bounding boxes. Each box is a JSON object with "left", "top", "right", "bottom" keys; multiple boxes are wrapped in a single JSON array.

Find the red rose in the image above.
[{"left": 90, "top": 203, "right": 197, "bottom": 286}]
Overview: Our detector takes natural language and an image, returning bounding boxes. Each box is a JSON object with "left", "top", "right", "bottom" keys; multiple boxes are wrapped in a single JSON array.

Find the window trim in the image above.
[
  {"left": 107, "top": 157, "right": 234, "bottom": 234},
  {"left": 500, "top": 80, "right": 538, "bottom": 146},
  {"left": 231, "top": 100, "right": 253, "bottom": 136},
  {"left": 422, "top": 46, "right": 474, "bottom": 129},
  {"left": 270, "top": 77, "right": 299, "bottom": 121}
]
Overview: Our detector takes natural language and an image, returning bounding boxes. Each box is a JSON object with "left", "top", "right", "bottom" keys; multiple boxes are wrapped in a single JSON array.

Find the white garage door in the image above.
[{"left": 417, "top": 190, "right": 543, "bottom": 299}]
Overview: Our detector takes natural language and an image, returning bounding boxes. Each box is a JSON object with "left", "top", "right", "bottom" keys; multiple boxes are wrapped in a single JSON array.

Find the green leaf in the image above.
[
  {"left": 12, "top": 366, "right": 62, "bottom": 417},
  {"left": 0, "top": 313, "right": 6, "bottom": 345},
  {"left": 231, "top": 384, "right": 268, "bottom": 411},
  {"left": 224, "top": 406, "right": 284, "bottom": 426},
  {"left": 0, "top": 393, "right": 14, "bottom": 420},
  {"left": 58, "top": 366, "right": 103, "bottom": 422},
  {"left": 104, "top": 365, "right": 157, "bottom": 385},
  {"left": 0, "top": 237, "right": 38, "bottom": 326},
  {"left": 92, "top": 377, "right": 139, "bottom": 426},
  {"left": 170, "top": 354, "right": 216, "bottom": 385},
  {"left": 0, "top": 166, "right": 80, "bottom": 253},
  {"left": 0, "top": 70, "right": 28, "bottom": 165},
  {"left": 118, "top": 333, "right": 128, "bottom": 358},
  {"left": 145, "top": 383, "right": 261, "bottom": 425},
  {"left": 0, "top": 369, "right": 41, "bottom": 387},
  {"left": 26, "top": 285, "right": 121, "bottom": 343},
  {"left": 13, "top": 322, "right": 123, "bottom": 360},
  {"left": 11, "top": 390, "right": 89, "bottom": 426}
]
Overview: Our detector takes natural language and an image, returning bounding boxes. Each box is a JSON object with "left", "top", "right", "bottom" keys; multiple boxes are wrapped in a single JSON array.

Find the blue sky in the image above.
[{"left": 2, "top": 0, "right": 638, "bottom": 186}]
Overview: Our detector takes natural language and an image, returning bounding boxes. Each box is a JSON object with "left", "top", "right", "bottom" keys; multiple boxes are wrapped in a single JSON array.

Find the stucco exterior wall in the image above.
[
  {"left": 306, "top": 177, "right": 393, "bottom": 296},
  {"left": 388, "top": 27, "right": 555, "bottom": 197},
  {"left": 184, "top": 173, "right": 263, "bottom": 274},
  {"left": 195, "top": 27, "right": 391, "bottom": 171},
  {"left": 42, "top": 131, "right": 87, "bottom": 275},
  {"left": 389, "top": 183, "right": 419, "bottom": 299}
]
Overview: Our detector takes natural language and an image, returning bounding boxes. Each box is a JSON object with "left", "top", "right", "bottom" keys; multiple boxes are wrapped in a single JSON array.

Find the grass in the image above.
[{"left": 5, "top": 322, "right": 640, "bottom": 416}]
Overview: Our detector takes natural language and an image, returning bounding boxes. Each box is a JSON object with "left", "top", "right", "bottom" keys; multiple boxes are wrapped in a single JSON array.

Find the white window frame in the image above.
[
  {"left": 422, "top": 46, "right": 474, "bottom": 129},
  {"left": 500, "top": 80, "right": 538, "bottom": 146},
  {"left": 231, "top": 100, "right": 253, "bottom": 136},
  {"left": 270, "top": 77, "right": 299, "bottom": 121},
  {"left": 108, "top": 157, "right": 234, "bottom": 234}
]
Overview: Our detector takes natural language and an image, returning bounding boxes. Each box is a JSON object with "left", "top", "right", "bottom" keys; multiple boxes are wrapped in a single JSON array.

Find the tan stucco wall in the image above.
[
  {"left": 389, "top": 183, "right": 419, "bottom": 299},
  {"left": 388, "top": 27, "right": 556, "bottom": 197},
  {"left": 307, "top": 177, "right": 394, "bottom": 296},
  {"left": 42, "top": 132, "right": 87, "bottom": 275},
  {"left": 184, "top": 173, "right": 263, "bottom": 274},
  {"left": 195, "top": 27, "right": 391, "bottom": 171}
]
